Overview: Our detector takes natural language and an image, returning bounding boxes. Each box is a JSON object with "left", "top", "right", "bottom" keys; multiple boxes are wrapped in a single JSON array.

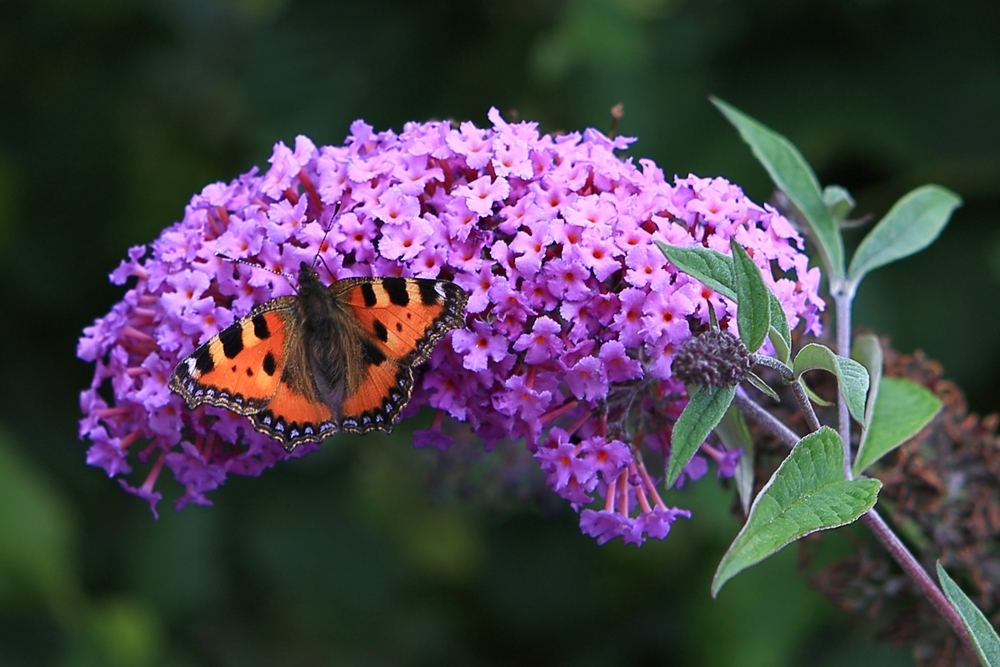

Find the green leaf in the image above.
[
  {"left": 800, "top": 379, "right": 832, "bottom": 407},
  {"left": 657, "top": 243, "right": 736, "bottom": 300},
  {"left": 767, "top": 291, "right": 792, "bottom": 364},
  {"left": 668, "top": 385, "right": 737, "bottom": 488},
  {"left": 853, "top": 377, "right": 942, "bottom": 476},
  {"left": 716, "top": 406, "right": 755, "bottom": 515},
  {"left": 937, "top": 561, "right": 1000, "bottom": 666},
  {"left": 852, "top": 333, "right": 884, "bottom": 427},
  {"left": 847, "top": 185, "right": 962, "bottom": 289},
  {"left": 746, "top": 371, "right": 779, "bottom": 401},
  {"left": 731, "top": 239, "right": 771, "bottom": 353},
  {"left": 792, "top": 343, "right": 870, "bottom": 425},
  {"left": 711, "top": 97, "right": 844, "bottom": 283},
  {"left": 823, "top": 185, "right": 855, "bottom": 225},
  {"left": 712, "top": 427, "right": 880, "bottom": 597}
]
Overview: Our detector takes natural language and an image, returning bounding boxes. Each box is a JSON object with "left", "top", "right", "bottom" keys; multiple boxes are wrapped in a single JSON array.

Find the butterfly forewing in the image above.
[
  {"left": 169, "top": 301, "right": 296, "bottom": 414},
  {"left": 334, "top": 277, "right": 469, "bottom": 366}
]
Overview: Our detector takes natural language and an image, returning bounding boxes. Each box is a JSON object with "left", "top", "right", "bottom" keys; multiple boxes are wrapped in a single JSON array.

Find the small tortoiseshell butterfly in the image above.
[{"left": 169, "top": 262, "right": 469, "bottom": 451}]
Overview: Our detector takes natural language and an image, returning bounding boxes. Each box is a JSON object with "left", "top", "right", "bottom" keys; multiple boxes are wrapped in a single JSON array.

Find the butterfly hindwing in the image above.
[
  {"left": 339, "top": 358, "right": 412, "bottom": 433},
  {"left": 169, "top": 301, "right": 296, "bottom": 414},
  {"left": 249, "top": 379, "right": 337, "bottom": 444}
]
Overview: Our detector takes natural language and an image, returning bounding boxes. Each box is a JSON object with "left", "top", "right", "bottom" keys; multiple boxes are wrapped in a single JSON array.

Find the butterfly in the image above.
[{"left": 169, "top": 261, "right": 469, "bottom": 451}]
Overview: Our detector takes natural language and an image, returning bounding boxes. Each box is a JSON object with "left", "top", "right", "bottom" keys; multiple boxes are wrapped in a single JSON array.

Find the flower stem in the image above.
[
  {"left": 861, "top": 509, "right": 974, "bottom": 656},
  {"left": 834, "top": 291, "right": 853, "bottom": 478},
  {"left": 752, "top": 353, "right": 794, "bottom": 381},
  {"left": 732, "top": 392, "right": 801, "bottom": 446},
  {"left": 751, "top": 355, "right": 822, "bottom": 431}
]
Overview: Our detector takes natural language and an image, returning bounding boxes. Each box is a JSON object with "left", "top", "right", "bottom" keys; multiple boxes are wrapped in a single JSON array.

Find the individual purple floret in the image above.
[{"left": 78, "top": 108, "right": 823, "bottom": 543}]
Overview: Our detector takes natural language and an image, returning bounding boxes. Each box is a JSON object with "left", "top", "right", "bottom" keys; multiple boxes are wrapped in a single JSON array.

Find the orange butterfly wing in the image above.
[
  {"left": 249, "top": 379, "right": 336, "bottom": 444},
  {"left": 332, "top": 277, "right": 468, "bottom": 432},
  {"left": 335, "top": 277, "right": 468, "bottom": 364},
  {"left": 169, "top": 304, "right": 294, "bottom": 414},
  {"left": 171, "top": 296, "right": 340, "bottom": 448}
]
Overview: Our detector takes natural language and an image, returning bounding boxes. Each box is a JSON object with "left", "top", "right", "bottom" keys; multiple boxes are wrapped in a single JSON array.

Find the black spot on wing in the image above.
[
  {"left": 383, "top": 278, "right": 409, "bottom": 306},
  {"left": 418, "top": 281, "right": 440, "bottom": 305},
  {"left": 263, "top": 352, "right": 276, "bottom": 377},
  {"left": 395, "top": 322, "right": 403, "bottom": 332},
  {"left": 360, "top": 283, "right": 377, "bottom": 307},
  {"left": 252, "top": 313, "right": 271, "bottom": 340},
  {"left": 219, "top": 325, "right": 244, "bottom": 359},
  {"left": 373, "top": 319, "right": 389, "bottom": 342},
  {"left": 361, "top": 339, "right": 387, "bottom": 367},
  {"left": 245, "top": 368, "right": 253, "bottom": 377},
  {"left": 194, "top": 347, "right": 215, "bottom": 375}
]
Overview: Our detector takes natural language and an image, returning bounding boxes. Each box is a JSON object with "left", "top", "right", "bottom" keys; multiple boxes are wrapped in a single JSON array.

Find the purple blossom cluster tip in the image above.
[{"left": 78, "top": 108, "right": 824, "bottom": 541}]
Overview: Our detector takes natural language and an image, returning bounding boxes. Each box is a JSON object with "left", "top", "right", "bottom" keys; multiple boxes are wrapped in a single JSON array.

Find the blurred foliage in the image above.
[{"left": 0, "top": 0, "right": 997, "bottom": 664}]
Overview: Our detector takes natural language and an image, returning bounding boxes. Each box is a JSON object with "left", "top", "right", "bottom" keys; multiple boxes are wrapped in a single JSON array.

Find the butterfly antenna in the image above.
[
  {"left": 215, "top": 252, "right": 297, "bottom": 286},
  {"left": 311, "top": 199, "right": 342, "bottom": 271},
  {"left": 317, "top": 255, "right": 337, "bottom": 281}
]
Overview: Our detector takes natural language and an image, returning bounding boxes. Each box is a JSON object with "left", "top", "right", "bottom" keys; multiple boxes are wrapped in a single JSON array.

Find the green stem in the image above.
[{"left": 752, "top": 354, "right": 821, "bottom": 433}]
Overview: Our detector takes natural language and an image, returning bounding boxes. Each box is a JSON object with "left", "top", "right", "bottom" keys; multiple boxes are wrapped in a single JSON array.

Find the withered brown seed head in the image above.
[{"left": 671, "top": 329, "right": 752, "bottom": 388}]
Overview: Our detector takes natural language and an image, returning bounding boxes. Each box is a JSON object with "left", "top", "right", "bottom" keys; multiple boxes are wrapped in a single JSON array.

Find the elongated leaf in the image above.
[
  {"left": 711, "top": 97, "right": 844, "bottom": 283},
  {"left": 731, "top": 239, "right": 771, "bottom": 353},
  {"left": 848, "top": 185, "right": 961, "bottom": 288},
  {"left": 746, "top": 371, "right": 779, "bottom": 401},
  {"left": 768, "top": 291, "right": 792, "bottom": 364},
  {"left": 657, "top": 243, "right": 736, "bottom": 300},
  {"left": 792, "top": 343, "right": 870, "bottom": 424},
  {"left": 716, "top": 406, "right": 755, "bottom": 515},
  {"left": 823, "top": 185, "right": 855, "bottom": 225},
  {"left": 937, "top": 561, "right": 1000, "bottom": 666},
  {"left": 853, "top": 378, "right": 941, "bottom": 475},
  {"left": 800, "top": 378, "right": 832, "bottom": 407},
  {"left": 668, "top": 385, "right": 737, "bottom": 488},
  {"left": 712, "top": 427, "right": 880, "bottom": 596},
  {"left": 852, "top": 333, "right": 884, "bottom": 428}
]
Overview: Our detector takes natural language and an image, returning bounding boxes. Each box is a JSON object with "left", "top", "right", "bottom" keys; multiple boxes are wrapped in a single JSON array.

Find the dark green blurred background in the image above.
[{"left": 1, "top": 0, "right": 997, "bottom": 664}]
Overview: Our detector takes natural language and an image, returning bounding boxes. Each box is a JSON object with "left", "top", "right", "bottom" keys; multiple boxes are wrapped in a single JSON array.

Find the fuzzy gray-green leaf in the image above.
[
  {"left": 852, "top": 333, "right": 884, "bottom": 428},
  {"left": 848, "top": 185, "right": 961, "bottom": 289},
  {"left": 716, "top": 406, "right": 755, "bottom": 515},
  {"left": 657, "top": 243, "right": 736, "bottom": 300},
  {"left": 823, "top": 185, "right": 855, "bottom": 225},
  {"left": 853, "top": 378, "right": 941, "bottom": 476},
  {"left": 668, "top": 385, "right": 736, "bottom": 488},
  {"left": 711, "top": 97, "right": 844, "bottom": 283},
  {"left": 712, "top": 427, "right": 880, "bottom": 597},
  {"left": 767, "top": 291, "right": 792, "bottom": 364},
  {"left": 937, "top": 561, "right": 1000, "bottom": 666},
  {"left": 792, "top": 343, "right": 870, "bottom": 425},
  {"left": 746, "top": 371, "right": 779, "bottom": 401},
  {"left": 731, "top": 239, "right": 771, "bottom": 354}
]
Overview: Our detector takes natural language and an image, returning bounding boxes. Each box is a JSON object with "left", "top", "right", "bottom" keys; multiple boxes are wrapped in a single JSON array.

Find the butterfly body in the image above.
[{"left": 169, "top": 262, "right": 468, "bottom": 451}]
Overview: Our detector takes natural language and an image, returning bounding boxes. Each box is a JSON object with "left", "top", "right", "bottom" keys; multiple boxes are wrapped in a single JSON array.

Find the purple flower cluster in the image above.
[{"left": 78, "top": 108, "right": 823, "bottom": 542}]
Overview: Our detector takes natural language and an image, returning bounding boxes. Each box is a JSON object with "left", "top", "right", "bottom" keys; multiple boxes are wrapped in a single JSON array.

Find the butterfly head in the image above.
[{"left": 295, "top": 261, "right": 327, "bottom": 293}]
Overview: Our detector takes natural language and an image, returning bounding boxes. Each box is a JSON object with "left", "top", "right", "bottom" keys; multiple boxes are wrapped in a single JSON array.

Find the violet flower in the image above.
[{"left": 78, "top": 108, "right": 823, "bottom": 543}]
